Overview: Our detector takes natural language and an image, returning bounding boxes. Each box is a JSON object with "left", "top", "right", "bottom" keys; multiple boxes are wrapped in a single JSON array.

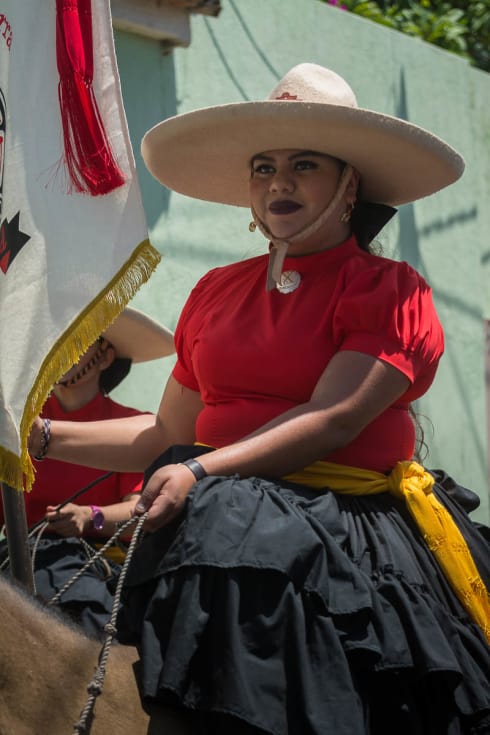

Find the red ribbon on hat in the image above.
[{"left": 55, "top": 0, "right": 125, "bottom": 195}]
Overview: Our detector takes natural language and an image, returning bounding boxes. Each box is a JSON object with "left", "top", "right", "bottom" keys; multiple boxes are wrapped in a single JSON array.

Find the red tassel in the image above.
[{"left": 56, "top": 0, "right": 125, "bottom": 195}]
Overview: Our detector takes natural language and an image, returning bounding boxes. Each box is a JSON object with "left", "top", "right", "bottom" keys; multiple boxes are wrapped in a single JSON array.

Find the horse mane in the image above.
[{"left": 1, "top": 572, "right": 96, "bottom": 641}]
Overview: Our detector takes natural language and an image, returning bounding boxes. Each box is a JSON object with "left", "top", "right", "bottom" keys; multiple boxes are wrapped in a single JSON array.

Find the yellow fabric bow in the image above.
[{"left": 285, "top": 459, "right": 490, "bottom": 644}]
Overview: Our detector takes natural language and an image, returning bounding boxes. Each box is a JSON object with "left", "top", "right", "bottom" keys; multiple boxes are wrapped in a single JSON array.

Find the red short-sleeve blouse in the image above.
[{"left": 172, "top": 236, "right": 444, "bottom": 472}]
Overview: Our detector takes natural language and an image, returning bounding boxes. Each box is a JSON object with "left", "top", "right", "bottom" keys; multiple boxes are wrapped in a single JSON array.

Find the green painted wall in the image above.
[{"left": 112, "top": 0, "right": 490, "bottom": 521}]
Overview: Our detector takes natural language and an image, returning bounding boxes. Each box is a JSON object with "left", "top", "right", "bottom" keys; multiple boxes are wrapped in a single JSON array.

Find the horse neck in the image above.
[
  {"left": 0, "top": 577, "right": 155, "bottom": 735},
  {"left": 1, "top": 577, "right": 98, "bottom": 686}
]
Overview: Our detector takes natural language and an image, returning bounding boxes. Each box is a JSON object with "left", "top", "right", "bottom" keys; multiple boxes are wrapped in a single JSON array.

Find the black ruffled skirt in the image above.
[
  {"left": 0, "top": 535, "right": 121, "bottom": 639},
  {"left": 117, "top": 446, "right": 490, "bottom": 734}
]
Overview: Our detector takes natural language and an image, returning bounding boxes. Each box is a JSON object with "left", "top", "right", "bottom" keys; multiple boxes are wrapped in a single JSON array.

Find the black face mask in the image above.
[{"left": 98, "top": 357, "right": 132, "bottom": 395}]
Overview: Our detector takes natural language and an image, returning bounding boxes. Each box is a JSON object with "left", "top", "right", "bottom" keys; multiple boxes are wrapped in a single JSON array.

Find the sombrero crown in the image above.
[{"left": 141, "top": 63, "right": 464, "bottom": 207}]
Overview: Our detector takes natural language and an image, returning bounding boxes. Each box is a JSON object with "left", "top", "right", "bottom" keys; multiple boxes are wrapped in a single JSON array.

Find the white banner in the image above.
[{"left": 0, "top": 1, "right": 160, "bottom": 491}]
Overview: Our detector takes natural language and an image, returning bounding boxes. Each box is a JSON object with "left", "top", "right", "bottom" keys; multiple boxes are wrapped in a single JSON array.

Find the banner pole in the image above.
[{"left": 1, "top": 483, "right": 34, "bottom": 594}]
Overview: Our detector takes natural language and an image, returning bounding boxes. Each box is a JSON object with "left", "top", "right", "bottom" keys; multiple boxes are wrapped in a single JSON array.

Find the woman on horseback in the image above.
[{"left": 28, "top": 63, "right": 490, "bottom": 732}]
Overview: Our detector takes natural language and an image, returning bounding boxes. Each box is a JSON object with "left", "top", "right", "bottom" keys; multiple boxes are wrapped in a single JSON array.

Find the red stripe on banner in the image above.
[{"left": 56, "top": 0, "right": 125, "bottom": 195}]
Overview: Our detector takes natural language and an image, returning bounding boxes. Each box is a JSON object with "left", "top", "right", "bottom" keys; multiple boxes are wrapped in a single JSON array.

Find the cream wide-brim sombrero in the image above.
[
  {"left": 141, "top": 63, "right": 464, "bottom": 208},
  {"left": 102, "top": 307, "right": 175, "bottom": 363}
]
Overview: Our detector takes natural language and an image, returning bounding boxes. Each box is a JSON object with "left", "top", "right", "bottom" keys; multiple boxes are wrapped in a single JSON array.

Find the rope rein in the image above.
[
  {"left": 0, "top": 471, "right": 148, "bottom": 735},
  {"left": 72, "top": 512, "right": 147, "bottom": 735},
  {"left": 47, "top": 523, "right": 129, "bottom": 606}
]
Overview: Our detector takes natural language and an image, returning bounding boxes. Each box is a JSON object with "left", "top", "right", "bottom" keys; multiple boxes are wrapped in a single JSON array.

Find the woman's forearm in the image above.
[
  {"left": 196, "top": 402, "right": 348, "bottom": 480},
  {"left": 29, "top": 377, "right": 203, "bottom": 473},
  {"left": 33, "top": 413, "right": 169, "bottom": 472},
  {"left": 86, "top": 495, "right": 141, "bottom": 539},
  {"left": 134, "top": 403, "right": 356, "bottom": 531}
]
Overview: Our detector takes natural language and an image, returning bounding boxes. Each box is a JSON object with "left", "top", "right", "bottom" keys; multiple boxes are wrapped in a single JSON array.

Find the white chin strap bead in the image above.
[
  {"left": 251, "top": 164, "right": 354, "bottom": 291},
  {"left": 267, "top": 241, "right": 290, "bottom": 291}
]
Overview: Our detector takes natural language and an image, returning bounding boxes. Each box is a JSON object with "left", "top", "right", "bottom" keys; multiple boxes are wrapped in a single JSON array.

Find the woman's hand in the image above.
[
  {"left": 134, "top": 464, "right": 198, "bottom": 532},
  {"left": 45, "top": 503, "right": 91, "bottom": 537}
]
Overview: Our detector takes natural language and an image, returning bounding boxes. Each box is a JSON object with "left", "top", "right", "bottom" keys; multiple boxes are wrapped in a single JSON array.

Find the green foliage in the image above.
[{"left": 324, "top": 0, "right": 490, "bottom": 72}]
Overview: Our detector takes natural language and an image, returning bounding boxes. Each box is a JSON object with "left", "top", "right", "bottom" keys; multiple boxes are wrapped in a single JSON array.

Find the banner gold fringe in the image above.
[
  {"left": 0, "top": 239, "right": 161, "bottom": 495},
  {"left": 0, "top": 445, "right": 33, "bottom": 496}
]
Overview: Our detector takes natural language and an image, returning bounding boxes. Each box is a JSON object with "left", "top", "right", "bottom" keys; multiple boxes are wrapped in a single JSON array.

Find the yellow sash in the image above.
[
  {"left": 285, "top": 459, "right": 490, "bottom": 644},
  {"left": 93, "top": 542, "right": 127, "bottom": 565}
]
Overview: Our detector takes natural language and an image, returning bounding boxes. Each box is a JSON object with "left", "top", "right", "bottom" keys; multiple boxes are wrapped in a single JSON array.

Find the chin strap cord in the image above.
[{"left": 250, "top": 164, "right": 355, "bottom": 291}]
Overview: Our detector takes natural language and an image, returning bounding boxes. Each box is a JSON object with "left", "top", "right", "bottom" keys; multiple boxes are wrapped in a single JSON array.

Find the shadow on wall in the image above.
[
  {"left": 395, "top": 70, "right": 421, "bottom": 273},
  {"left": 486, "top": 321, "right": 490, "bottom": 490},
  {"left": 115, "top": 31, "right": 178, "bottom": 231},
  {"left": 395, "top": 68, "right": 485, "bottom": 479},
  {"left": 394, "top": 69, "right": 478, "bottom": 275},
  {"left": 204, "top": 1, "right": 282, "bottom": 97}
]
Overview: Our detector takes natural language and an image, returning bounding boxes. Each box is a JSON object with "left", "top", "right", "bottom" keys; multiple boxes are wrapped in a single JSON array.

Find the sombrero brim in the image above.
[
  {"left": 102, "top": 307, "right": 175, "bottom": 363},
  {"left": 141, "top": 101, "right": 464, "bottom": 207}
]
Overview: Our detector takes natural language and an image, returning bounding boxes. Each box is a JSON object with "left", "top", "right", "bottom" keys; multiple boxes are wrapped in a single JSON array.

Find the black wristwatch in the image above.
[{"left": 89, "top": 505, "right": 105, "bottom": 531}]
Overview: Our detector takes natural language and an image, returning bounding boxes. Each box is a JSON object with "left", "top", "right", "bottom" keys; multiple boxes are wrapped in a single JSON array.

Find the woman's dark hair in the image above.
[
  {"left": 335, "top": 160, "right": 397, "bottom": 254},
  {"left": 98, "top": 356, "right": 132, "bottom": 394},
  {"left": 410, "top": 405, "right": 433, "bottom": 464},
  {"left": 351, "top": 201, "right": 397, "bottom": 254}
]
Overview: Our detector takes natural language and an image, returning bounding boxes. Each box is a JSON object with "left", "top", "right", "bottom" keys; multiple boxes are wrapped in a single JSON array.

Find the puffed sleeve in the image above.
[{"left": 332, "top": 260, "right": 444, "bottom": 399}]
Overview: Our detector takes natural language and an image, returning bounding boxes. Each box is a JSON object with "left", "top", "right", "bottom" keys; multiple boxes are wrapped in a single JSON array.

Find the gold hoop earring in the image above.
[
  {"left": 249, "top": 221, "right": 257, "bottom": 232},
  {"left": 340, "top": 202, "right": 354, "bottom": 224}
]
